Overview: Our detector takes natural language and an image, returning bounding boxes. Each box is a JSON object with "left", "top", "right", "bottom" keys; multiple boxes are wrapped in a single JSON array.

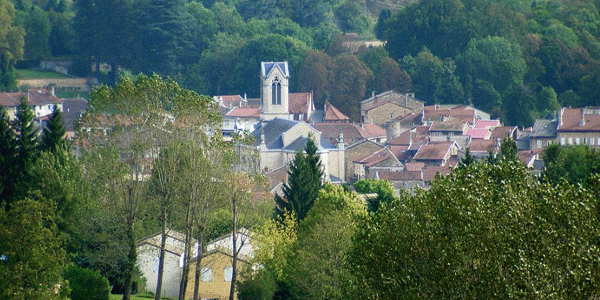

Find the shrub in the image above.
[
  {"left": 237, "top": 269, "right": 277, "bottom": 300},
  {"left": 64, "top": 265, "right": 110, "bottom": 300}
]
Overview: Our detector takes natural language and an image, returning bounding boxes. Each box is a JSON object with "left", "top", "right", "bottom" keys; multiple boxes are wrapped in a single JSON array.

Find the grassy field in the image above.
[
  {"left": 109, "top": 293, "right": 174, "bottom": 300},
  {"left": 16, "top": 69, "right": 71, "bottom": 79},
  {"left": 55, "top": 91, "right": 90, "bottom": 100}
]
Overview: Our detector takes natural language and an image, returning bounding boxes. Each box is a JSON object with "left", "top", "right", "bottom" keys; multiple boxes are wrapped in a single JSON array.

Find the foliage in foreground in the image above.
[
  {"left": 64, "top": 265, "right": 110, "bottom": 300},
  {"left": 0, "top": 199, "right": 69, "bottom": 299},
  {"left": 349, "top": 161, "right": 600, "bottom": 299}
]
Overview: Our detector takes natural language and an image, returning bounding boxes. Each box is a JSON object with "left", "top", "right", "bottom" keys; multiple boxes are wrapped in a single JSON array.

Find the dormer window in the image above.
[{"left": 271, "top": 77, "right": 281, "bottom": 105}]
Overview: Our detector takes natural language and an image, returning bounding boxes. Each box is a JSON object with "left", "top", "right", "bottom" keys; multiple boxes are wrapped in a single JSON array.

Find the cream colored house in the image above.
[{"left": 557, "top": 107, "right": 600, "bottom": 148}]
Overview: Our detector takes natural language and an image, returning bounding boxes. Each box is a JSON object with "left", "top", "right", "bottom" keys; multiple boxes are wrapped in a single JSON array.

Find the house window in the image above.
[
  {"left": 560, "top": 138, "right": 565, "bottom": 145},
  {"left": 568, "top": 138, "right": 573, "bottom": 145},
  {"left": 390, "top": 113, "right": 394, "bottom": 119},
  {"left": 584, "top": 138, "right": 588, "bottom": 144},
  {"left": 575, "top": 137, "right": 580, "bottom": 145},
  {"left": 590, "top": 138, "right": 594, "bottom": 145},
  {"left": 224, "top": 266, "right": 233, "bottom": 282},
  {"left": 536, "top": 140, "right": 542, "bottom": 148},
  {"left": 201, "top": 267, "right": 212, "bottom": 282},
  {"left": 271, "top": 77, "right": 281, "bottom": 105}
]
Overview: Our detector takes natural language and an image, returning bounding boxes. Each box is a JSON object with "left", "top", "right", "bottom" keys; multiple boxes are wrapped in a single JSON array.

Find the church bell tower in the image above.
[{"left": 260, "top": 62, "right": 290, "bottom": 120}]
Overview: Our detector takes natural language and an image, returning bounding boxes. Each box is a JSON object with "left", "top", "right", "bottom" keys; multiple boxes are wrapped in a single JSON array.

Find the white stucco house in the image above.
[{"left": 137, "top": 229, "right": 197, "bottom": 299}]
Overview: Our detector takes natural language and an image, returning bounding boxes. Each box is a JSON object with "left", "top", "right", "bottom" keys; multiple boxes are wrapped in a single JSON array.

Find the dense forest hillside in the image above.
[
  {"left": 2, "top": 0, "right": 600, "bottom": 126},
  {"left": 382, "top": 0, "right": 600, "bottom": 126}
]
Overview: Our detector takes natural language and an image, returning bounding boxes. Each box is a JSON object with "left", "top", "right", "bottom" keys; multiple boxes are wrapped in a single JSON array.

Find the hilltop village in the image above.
[{"left": 213, "top": 61, "right": 600, "bottom": 195}]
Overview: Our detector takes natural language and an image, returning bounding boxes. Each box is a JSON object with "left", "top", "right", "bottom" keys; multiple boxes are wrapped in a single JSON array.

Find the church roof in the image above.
[
  {"left": 251, "top": 118, "right": 336, "bottom": 151},
  {"left": 251, "top": 118, "right": 297, "bottom": 149},
  {"left": 261, "top": 62, "right": 289, "bottom": 78}
]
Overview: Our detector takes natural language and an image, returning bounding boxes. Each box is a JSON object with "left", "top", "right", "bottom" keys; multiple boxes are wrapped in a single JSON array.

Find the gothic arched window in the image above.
[{"left": 271, "top": 77, "right": 281, "bottom": 105}]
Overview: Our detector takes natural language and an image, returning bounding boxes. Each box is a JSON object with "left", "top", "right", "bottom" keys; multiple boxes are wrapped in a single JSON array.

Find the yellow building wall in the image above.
[
  {"left": 558, "top": 132, "right": 600, "bottom": 148},
  {"left": 185, "top": 251, "right": 248, "bottom": 300}
]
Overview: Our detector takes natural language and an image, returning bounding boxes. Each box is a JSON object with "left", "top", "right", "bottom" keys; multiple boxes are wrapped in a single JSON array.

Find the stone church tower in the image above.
[{"left": 260, "top": 62, "right": 290, "bottom": 120}]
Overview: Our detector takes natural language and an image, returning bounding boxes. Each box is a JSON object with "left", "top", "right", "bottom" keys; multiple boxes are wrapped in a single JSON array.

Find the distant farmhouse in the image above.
[{"left": 0, "top": 88, "right": 87, "bottom": 138}]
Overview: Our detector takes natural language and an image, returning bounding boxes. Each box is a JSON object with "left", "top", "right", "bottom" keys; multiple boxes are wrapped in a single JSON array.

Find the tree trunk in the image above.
[
  {"left": 178, "top": 211, "right": 193, "bottom": 300},
  {"left": 122, "top": 185, "right": 136, "bottom": 300},
  {"left": 112, "top": 56, "right": 119, "bottom": 86},
  {"left": 193, "top": 224, "right": 205, "bottom": 300},
  {"left": 228, "top": 196, "right": 238, "bottom": 300},
  {"left": 154, "top": 212, "right": 167, "bottom": 300}
]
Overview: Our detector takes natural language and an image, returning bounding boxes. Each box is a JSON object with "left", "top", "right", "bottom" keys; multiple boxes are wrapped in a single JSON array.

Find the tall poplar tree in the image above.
[{"left": 274, "top": 136, "right": 323, "bottom": 222}]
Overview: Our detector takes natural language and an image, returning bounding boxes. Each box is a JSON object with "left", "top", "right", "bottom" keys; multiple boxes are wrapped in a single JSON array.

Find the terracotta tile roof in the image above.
[
  {"left": 361, "top": 90, "right": 424, "bottom": 110},
  {"left": 355, "top": 148, "right": 399, "bottom": 168},
  {"left": 289, "top": 92, "right": 312, "bottom": 114},
  {"left": 389, "top": 130, "right": 412, "bottom": 145},
  {"left": 413, "top": 142, "right": 454, "bottom": 161},
  {"left": 312, "top": 123, "right": 385, "bottom": 143},
  {"left": 469, "top": 139, "right": 496, "bottom": 152},
  {"left": 363, "top": 99, "right": 401, "bottom": 112},
  {"left": 0, "top": 92, "right": 22, "bottom": 107},
  {"left": 446, "top": 155, "right": 460, "bottom": 167},
  {"left": 405, "top": 162, "right": 425, "bottom": 171},
  {"left": 558, "top": 107, "right": 600, "bottom": 132},
  {"left": 324, "top": 100, "right": 349, "bottom": 122},
  {"left": 377, "top": 170, "right": 423, "bottom": 181},
  {"left": 389, "top": 145, "right": 409, "bottom": 160},
  {"left": 491, "top": 126, "right": 517, "bottom": 139},
  {"left": 389, "top": 126, "right": 430, "bottom": 146},
  {"left": 391, "top": 112, "right": 422, "bottom": 126},
  {"left": 422, "top": 166, "right": 451, "bottom": 182},
  {"left": 361, "top": 123, "right": 386, "bottom": 137},
  {"left": 266, "top": 166, "right": 288, "bottom": 191},
  {"left": 466, "top": 128, "right": 491, "bottom": 139},
  {"left": 1, "top": 90, "right": 62, "bottom": 107},
  {"left": 474, "top": 120, "right": 501, "bottom": 129},
  {"left": 226, "top": 107, "right": 260, "bottom": 118},
  {"left": 214, "top": 95, "right": 245, "bottom": 108},
  {"left": 518, "top": 150, "right": 539, "bottom": 167},
  {"left": 429, "top": 121, "right": 468, "bottom": 133},
  {"left": 26, "top": 89, "right": 62, "bottom": 106},
  {"left": 423, "top": 107, "right": 476, "bottom": 124}
]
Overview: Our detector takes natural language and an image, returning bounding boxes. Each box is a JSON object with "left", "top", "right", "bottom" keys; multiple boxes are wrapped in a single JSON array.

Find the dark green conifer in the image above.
[
  {"left": 12, "top": 101, "right": 40, "bottom": 202},
  {"left": 458, "top": 147, "right": 475, "bottom": 168},
  {"left": 274, "top": 135, "right": 323, "bottom": 222},
  {"left": 0, "top": 107, "right": 16, "bottom": 207},
  {"left": 41, "top": 105, "right": 66, "bottom": 152}
]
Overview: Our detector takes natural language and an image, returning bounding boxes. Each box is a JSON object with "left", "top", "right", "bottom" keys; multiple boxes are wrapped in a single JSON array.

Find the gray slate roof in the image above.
[
  {"left": 530, "top": 119, "right": 558, "bottom": 138},
  {"left": 252, "top": 118, "right": 336, "bottom": 151},
  {"left": 261, "top": 62, "right": 289, "bottom": 78},
  {"left": 62, "top": 98, "right": 88, "bottom": 131},
  {"left": 252, "top": 118, "right": 297, "bottom": 149}
]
